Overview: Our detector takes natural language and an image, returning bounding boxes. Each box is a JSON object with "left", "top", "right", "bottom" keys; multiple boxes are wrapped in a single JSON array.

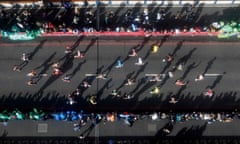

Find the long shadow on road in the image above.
[
  {"left": 35, "top": 55, "right": 74, "bottom": 95},
  {"left": 29, "top": 39, "right": 47, "bottom": 60},
  {"left": 34, "top": 52, "right": 57, "bottom": 83}
]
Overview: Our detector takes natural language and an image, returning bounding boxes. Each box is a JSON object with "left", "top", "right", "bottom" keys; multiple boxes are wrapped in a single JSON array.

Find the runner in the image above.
[
  {"left": 52, "top": 68, "right": 62, "bottom": 76},
  {"left": 129, "top": 48, "right": 137, "bottom": 57},
  {"left": 151, "top": 44, "right": 159, "bottom": 53},
  {"left": 52, "top": 62, "right": 60, "bottom": 68},
  {"left": 65, "top": 46, "right": 72, "bottom": 54},
  {"left": 27, "top": 70, "right": 37, "bottom": 77},
  {"left": 27, "top": 79, "right": 37, "bottom": 86},
  {"left": 66, "top": 93, "right": 77, "bottom": 105},
  {"left": 195, "top": 74, "right": 204, "bottom": 81},
  {"left": 163, "top": 53, "right": 173, "bottom": 63},
  {"left": 89, "top": 95, "right": 97, "bottom": 105},
  {"left": 169, "top": 97, "right": 178, "bottom": 104},
  {"left": 96, "top": 74, "right": 107, "bottom": 80},
  {"left": 74, "top": 50, "right": 85, "bottom": 59},
  {"left": 135, "top": 57, "right": 144, "bottom": 66},
  {"left": 203, "top": 88, "right": 214, "bottom": 97},
  {"left": 13, "top": 65, "right": 21, "bottom": 72},
  {"left": 115, "top": 59, "right": 123, "bottom": 68},
  {"left": 111, "top": 89, "right": 120, "bottom": 97},
  {"left": 123, "top": 93, "right": 134, "bottom": 100},
  {"left": 21, "top": 53, "right": 29, "bottom": 62},
  {"left": 81, "top": 81, "right": 91, "bottom": 88},
  {"left": 175, "top": 79, "right": 187, "bottom": 86},
  {"left": 62, "top": 75, "right": 71, "bottom": 83},
  {"left": 150, "top": 86, "right": 160, "bottom": 94},
  {"left": 124, "top": 78, "right": 135, "bottom": 86}
]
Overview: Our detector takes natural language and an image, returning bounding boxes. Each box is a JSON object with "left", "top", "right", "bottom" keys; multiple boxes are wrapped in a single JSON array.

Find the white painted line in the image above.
[
  {"left": 145, "top": 74, "right": 166, "bottom": 76},
  {"left": 85, "top": 74, "right": 97, "bottom": 76},
  {"left": 216, "top": 1, "right": 233, "bottom": 4},
  {"left": 204, "top": 73, "right": 224, "bottom": 76}
]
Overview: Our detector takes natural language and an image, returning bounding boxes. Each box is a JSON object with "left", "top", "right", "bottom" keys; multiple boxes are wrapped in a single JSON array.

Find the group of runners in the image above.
[{"left": 12, "top": 42, "right": 217, "bottom": 106}]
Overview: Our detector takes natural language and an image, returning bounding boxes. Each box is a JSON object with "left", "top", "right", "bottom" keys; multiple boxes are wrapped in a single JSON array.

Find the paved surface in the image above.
[
  {"left": 1, "top": 5, "right": 240, "bottom": 142},
  {"left": 1, "top": 36, "right": 240, "bottom": 112},
  {"left": 1, "top": 35, "right": 240, "bottom": 140}
]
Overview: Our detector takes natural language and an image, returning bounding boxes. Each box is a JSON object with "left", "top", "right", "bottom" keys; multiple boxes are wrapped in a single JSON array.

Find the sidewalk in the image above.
[
  {"left": 2, "top": 117, "right": 240, "bottom": 137},
  {"left": 2, "top": 118, "right": 240, "bottom": 143},
  {"left": 0, "top": 0, "right": 239, "bottom": 8}
]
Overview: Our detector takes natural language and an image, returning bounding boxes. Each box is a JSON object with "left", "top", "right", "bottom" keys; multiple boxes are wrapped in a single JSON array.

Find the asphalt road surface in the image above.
[
  {"left": 1, "top": 35, "right": 240, "bottom": 113},
  {"left": 1, "top": 4, "right": 240, "bottom": 142}
]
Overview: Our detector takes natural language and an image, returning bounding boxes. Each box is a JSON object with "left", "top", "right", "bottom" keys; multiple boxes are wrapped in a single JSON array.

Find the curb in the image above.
[
  {"left": 0, "top": 31, "right": 220, "bottom": 39},
  {"left": 40, "top": 31, "right": 219, "bottom": 37}
]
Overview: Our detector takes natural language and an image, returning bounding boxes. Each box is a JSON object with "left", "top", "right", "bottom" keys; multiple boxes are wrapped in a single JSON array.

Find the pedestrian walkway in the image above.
[
  {"left": 0, "top": 0, "right": 239, "bottom": 8},
  {"left": 2, "top": 118, "right": 240, "bottom": 143}
]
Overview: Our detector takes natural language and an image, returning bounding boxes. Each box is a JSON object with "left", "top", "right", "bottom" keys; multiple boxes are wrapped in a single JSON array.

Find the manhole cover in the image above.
[
  {"left": 148, "top": 124, "right": 157, "bottom": 132},
  {"left": 37, "top": 123, "right": 48, "bottom": 133}
]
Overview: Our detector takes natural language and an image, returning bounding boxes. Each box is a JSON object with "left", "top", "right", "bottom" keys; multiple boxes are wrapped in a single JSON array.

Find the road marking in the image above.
[
  {"left": 85, "top": 74, "right": 97, "bottom": 76},
  {"left": 145, "top": 74, "right": 166, "bottom": 76},
  {"left": 204, "top": 73, "right": 225, "bottom": 76}
]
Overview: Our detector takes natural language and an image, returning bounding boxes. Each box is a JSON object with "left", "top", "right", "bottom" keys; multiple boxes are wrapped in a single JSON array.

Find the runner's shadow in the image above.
[
  {"left": 96, "top": 65, "right": 104, "bottom": 74},
  {"left": 1, "top": 130, "right": 8, "bottom": 137},
  {"left": 60, "top": 55, "right": 74, "bottom": 73},
  {"left": 133, "top": 82, "right": 157, "bottom": 100},
  {"left": 102, "top": 56, "right": 121, "bottom": 76},
  {"left": 137, "top": 35, "right": 152, "bottom": 52},
  {"left": 34, "top": 52, "right": 56, "bottom": 70},
  {"left": 130, "top": 78, "right": 146, "bottom": 95},
  {"left": 97, "top": 78, "right": 112, "bottom": 98},
  {"left": 207, "top": 74, "right": 225, "bottom": 89},
  {"left": 18, "top": 60, "right": 29, "bottom": 70},
  {"left": 203, "top": 57, "right": 216, "bottom": 74},
  {"left": 155, "top": 121, "right": 173, "bottom": 137},
  {"left": 116, "top": 71, "right": 135, "bottom": 91},
  {"left": 180, "top": 62, "right": 201, "bottom": 80},
  {"left": 174, "top": 47, "right": 197, "bottom": 69},
  {"left": 176, "top": 122, "right": 207, "bottom": 137},
  {"left": 143, "top": 48, "right": 152, "bottom": 61},
  {"left": 80, "top": 123, "right": 95, "bottom": 138},
  {"left": 175, "top": 84, "right": 188, "bottom": 96},
  {"left": 34, "top": 52, "right": 57, "bottom": 82},
  {"left": 132, "top": 62, "right": 148, "bottom": 80},
  {"left": 28, "top": 39, "right": 47, "bottom": 60},
  {"left": 83, "top": 38, "right": 97, "bottom": 53},
  {"left": 160, "top": 60, "right": 173, "bottom": 74},
  {"left": 67, "top": 59, "right": 87, "bottom": 79},
  {"left": 171, "top": 40, "right": 184, "bottom": 56},
  {"left": 158, "top": 35, "right": 169, "bottom": 48},
  {"left": 71, "top": 35, "right": 85, "bottom": 51},
  {"left": 36, "top": 56, "right": 74, "bottom": 94},
  {"left": 57, "top": 36, "right": 84, "bottom": 62},
  {"left": 77, "top": 76, "right": 95, "bottom": 95},
  {"left": 159, "top": 76, "right": 169, "bottom": 87},
  {"left": 36, "top": 75, "right": 60, "bottom": 95}
]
